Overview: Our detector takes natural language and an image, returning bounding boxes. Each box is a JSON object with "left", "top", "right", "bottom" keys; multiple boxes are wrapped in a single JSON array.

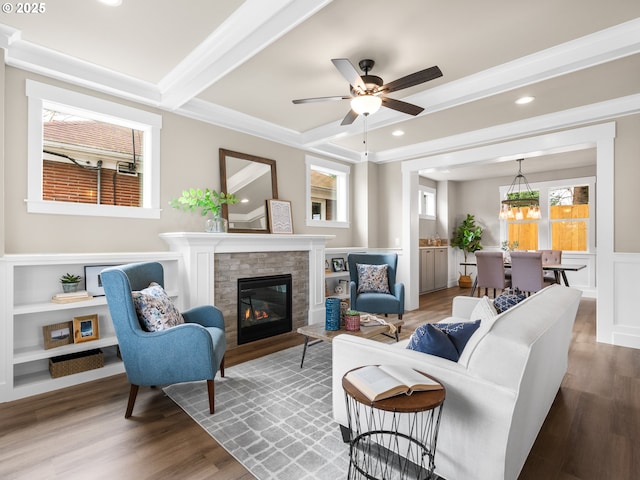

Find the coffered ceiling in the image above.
[{"left": 1, "top": 0, "right": 639, "bottom": 179}]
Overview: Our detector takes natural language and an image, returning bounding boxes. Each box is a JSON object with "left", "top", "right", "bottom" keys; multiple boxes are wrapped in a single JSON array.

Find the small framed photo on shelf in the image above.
[
  {"left": 43, "top": 321, "right": 73, "bottom": 350},
  {"left": 84, "top": 265, "right": 118, "bottom": 297},
  {"left": 332, "top": 257, "right": 346, "bottom": 272},
  {"left": 266, "top": 199, "right": 293, "bottom": 234},
  {"left": 73, "top": 314, "right": 100, "bottom": 343}
]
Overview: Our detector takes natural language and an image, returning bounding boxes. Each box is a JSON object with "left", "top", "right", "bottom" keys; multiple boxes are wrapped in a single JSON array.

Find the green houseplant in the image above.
[
  {"left": 60, "top": 273, "right": 82, "bottom": 293},
  {"left": 451, "top": 214, "right": 483, "bottom": 287},
  {"left": 170, "top": 188, "right": 239, "bottom": 233}
]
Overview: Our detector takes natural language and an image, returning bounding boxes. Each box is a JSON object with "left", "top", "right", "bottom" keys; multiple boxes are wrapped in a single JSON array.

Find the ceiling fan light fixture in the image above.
[{"left": 351, "top": 95, "right": 382, "bottom": 116}]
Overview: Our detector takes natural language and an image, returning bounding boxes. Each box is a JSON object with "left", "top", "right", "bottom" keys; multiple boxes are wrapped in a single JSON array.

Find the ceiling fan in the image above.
[{"left": 292, "top": 58, "right": 442, "bottom": 125}]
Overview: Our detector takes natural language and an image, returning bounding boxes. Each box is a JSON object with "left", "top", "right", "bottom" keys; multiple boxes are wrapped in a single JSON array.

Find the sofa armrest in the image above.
[
  {"left": 332, "top": 334, "right": 517, "bottom": 480},
  {"left": 451, "top": 295, "right": 481, "bottom": 319}
]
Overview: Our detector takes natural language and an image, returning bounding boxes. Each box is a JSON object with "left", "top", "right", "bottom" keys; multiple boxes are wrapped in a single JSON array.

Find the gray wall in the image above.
[
  {"left": 2, "top": 64, "right": 640, "bottom": 255},
  {"left": 2, "top": 67, "right": 355, "bottom": 254},
  {"left": 450, "top": 164, "right": 597, "bottom": 249}
]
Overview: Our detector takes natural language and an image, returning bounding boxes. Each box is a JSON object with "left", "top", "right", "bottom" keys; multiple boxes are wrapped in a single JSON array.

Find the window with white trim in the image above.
[
  {"left": 26, "top": 80, "right": 162, "bottom": 218},
  {"left": 500, "top": 176, "right": 595, "bottom": 252},
  {"left": 418, "top": 187, "right": 436, "bottom": 220},
  {"left": 305, "top": 156, "right": 349, "bottom": 228}
]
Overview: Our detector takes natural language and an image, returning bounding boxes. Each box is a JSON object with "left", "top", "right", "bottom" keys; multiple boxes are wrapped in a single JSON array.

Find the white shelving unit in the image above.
[
  {"left": 0, "top": 252, "right": 182, "bottom": 402},
  {"left": 324, "top": 248, "right": 368, "bottom": 302}
]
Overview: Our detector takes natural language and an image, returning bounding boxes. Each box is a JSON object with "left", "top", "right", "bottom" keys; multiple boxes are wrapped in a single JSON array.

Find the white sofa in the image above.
[{"left": 332, "top": 284, "right": 582, "bottom": 480}]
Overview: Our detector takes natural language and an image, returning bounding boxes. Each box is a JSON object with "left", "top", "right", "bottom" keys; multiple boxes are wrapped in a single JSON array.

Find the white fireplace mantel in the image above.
[{"left": 160, "top": 232, "right": 334, "bottom": 325}]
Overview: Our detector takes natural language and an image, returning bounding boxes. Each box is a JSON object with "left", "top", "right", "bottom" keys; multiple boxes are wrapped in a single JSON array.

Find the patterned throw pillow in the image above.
[
  {"left": 406, "top": 323, "right": 460, "bottom": 361},
  {"left": 433, "top": 320, "right": 482, "bottom": 355},
  {"left": 356, "top": 263, "right": 391, "bottom": 294},
  {"left": 470, "top": 295, "right": 498, "bottom": 323},
  {"left": 132, "top": 282, "right": 184, "bottom": 332},
  {"left": 493, "top": 290, "right": 527, "bottom": 314}
]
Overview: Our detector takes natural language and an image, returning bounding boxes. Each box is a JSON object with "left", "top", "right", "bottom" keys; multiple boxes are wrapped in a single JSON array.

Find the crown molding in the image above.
[
  {"left": 1, "top": 15, "right": 638, "bottom": 163},
  {"left": 300, "top": 17, "right": 640, "bottom": 149},
  {"left": 378, "top": 93, "right": 640, "bottom": 164}
]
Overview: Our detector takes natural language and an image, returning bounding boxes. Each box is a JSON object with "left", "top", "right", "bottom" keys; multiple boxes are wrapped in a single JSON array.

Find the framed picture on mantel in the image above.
[{"left": 267, "top": 199, "right": 293, "bottom": 234}]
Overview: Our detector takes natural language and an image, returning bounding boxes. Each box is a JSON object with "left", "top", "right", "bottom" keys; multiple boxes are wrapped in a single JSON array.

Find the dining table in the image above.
[{"left": 460, "top": 262, "right": 587, "bottom": 296}]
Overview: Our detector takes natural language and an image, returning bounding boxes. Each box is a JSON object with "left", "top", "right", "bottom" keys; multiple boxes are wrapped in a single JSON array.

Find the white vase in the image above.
[{"left": 205, "top": 215, "right": 228, "bottom": 233}]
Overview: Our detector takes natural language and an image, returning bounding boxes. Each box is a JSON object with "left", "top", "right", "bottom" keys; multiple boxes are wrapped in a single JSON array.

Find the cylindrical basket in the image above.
[{"left": 325, "top": 297, "right": 341, "bottom": 331}]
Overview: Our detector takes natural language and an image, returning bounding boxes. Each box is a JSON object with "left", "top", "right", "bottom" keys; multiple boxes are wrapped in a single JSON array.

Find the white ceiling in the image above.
[{"left": 1, "top": 0, "right": 639, "bottom": 180}]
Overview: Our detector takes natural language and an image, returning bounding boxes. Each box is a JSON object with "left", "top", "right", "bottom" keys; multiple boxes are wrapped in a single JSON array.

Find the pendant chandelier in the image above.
[{"left": 498, "top": 159, "right": 541, "bottom": 220}]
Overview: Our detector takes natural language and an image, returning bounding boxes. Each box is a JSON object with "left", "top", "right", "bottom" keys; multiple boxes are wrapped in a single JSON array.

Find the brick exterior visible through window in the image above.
[{"left": 43, "top": 160, "right": 141, "bottom": 206}]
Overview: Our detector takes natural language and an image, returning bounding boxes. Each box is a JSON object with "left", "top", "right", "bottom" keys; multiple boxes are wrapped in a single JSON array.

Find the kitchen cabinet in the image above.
[{"left": 420, "top": 247, "right": 448, "bottom": 293}]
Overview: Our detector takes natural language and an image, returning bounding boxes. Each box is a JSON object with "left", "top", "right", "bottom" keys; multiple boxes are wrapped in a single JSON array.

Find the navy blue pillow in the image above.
[
  {"left": 433, "top": 320, "right": 481, "bottom": 355},
  {"left": 494, "top": 291, "right": 526, "bottom": 313},
  {"left": 406, "top": 324, "right": 460, "bottom": 361}
]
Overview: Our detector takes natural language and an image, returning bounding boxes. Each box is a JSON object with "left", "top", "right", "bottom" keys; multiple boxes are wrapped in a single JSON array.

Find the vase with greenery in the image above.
[
  {"left": 60, "top": 273, "right": 82, "bottom": 293},
  {"left": 451, "top": 214, "right": 483, "bottom": 287},
  {"left": 170, "top": 188, "right": 239, "bottom": 233}
]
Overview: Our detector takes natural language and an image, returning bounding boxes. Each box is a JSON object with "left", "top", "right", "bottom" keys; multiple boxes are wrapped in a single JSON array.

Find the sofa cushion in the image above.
[
  {"left": 494, "top": 290, "right": 527, "bottom": 313},
  {"left": 406, "top": 323, "right": 460, "bottom": 361},
  {"left": 356, "top": 263, "right": 391, "bottom": 294},
  {"left": 132, "top": 282, "right": 184, "bottom": 332},
  {"left": 458, "top": 296, "right": 500, "bottom": 367}
]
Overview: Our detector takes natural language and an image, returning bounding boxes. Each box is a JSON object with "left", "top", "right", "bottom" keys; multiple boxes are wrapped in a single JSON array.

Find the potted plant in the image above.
[
  {"left": 60, "top": 273, "right": 82, "bottom": 293},
  {"left": 451, "top": 214, "right": 483, "bottom": 288},
  {"left": 343, "top": 310, "right": 361, "bottom": 332},
  {"left": 170, "top": 188, "right": 239, "bottom": 232}
]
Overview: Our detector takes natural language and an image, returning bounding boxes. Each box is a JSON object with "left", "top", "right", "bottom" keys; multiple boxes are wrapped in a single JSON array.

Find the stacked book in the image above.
[{"left": 51, "top": 290, "right": 93, "bottom": 304}]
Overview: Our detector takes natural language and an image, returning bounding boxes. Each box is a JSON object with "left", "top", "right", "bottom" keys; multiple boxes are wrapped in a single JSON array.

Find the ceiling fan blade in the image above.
[
  {"left": 332, "top": 58, "right": 366, "bottom": 92},
  {"left": 292, "top": 95, "right": 351, "bottom": 104},
  {"left": 380, "top": 65, "right": 443, "bottom": 94},
  {"left": 340, "top": 109, "right": 359, "bottom": 125},
  {"left": 381, "top": 97, "right": 424, "bottom": 116}
]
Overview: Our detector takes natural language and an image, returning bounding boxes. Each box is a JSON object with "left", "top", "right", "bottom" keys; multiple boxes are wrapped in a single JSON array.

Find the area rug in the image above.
[{"left": 164, "top": 341, "right": 350, "bottom": 480}]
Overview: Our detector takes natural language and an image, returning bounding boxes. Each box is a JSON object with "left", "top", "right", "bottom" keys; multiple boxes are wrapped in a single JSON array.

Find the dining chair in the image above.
[
  {"left": 539, "top": 249, "right": 562, "bottom": 284},
  {"left": 509, "top": 251, "right": 546, "bottom": 296},
  {"left": 475, "top": 251, "right": 511, "bottom": 298}
]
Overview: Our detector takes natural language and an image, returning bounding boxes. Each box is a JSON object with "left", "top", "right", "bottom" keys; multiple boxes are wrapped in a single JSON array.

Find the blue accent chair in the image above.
[
  {"left": 101, "top": 262, "right": 226, "bottom": 418},
  {"left": 347, "top": 253, "right": 404, "bottom": 319}
]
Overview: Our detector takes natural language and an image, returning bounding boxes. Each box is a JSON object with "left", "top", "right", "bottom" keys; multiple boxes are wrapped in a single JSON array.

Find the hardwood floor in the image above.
[{"left": 0, "top": 287, "right": 637, "bottom": 479}]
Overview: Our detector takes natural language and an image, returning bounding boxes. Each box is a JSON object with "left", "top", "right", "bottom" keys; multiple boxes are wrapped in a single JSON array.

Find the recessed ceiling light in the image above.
[
  {"left": 98, "top": 0, "right": 122, "bottom": 6},
  {"left": 241, "top": 198, "right": 249, "bottom": 203},
  {"left": 392, "top": 130, "right": 405, "bottom": 137},
  {"left": 515, "top": 96, "right": 535, "bottom": 105}
]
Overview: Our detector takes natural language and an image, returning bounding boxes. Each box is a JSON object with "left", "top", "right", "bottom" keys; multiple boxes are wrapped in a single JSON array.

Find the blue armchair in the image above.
[
  {"left": 101, "top": 262, "right": 226, "bottom": 418},
  {"left": 347, "top": 253, "right": 404, "bottom": 319}
]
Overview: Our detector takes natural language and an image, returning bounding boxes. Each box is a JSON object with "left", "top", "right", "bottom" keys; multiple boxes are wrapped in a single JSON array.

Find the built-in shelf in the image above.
[
  {"left": 1, "top": 252, "right": 182, "bottom": 403},
  {"left": 14, "top": 335, "right": 119, "bottom": 364}
]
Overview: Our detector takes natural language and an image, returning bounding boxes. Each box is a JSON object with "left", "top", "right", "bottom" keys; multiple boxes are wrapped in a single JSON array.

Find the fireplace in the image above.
[{"left": 237, "top": 274, "right": 292, "bottom": 345}]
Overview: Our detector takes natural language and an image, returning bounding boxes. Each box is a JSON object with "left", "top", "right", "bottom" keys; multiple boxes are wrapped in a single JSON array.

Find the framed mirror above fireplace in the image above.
[{"left": 219, "top": 148, "right": 278, "bottom": 233}]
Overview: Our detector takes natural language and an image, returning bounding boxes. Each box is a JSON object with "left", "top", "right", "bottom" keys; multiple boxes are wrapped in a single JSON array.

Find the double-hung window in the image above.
[{"left": 305, "top": 156, "right": 350, "bottom": 228}]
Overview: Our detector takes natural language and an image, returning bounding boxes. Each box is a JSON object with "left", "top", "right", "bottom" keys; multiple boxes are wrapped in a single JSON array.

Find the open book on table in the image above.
[{"left": 345, "top": 365, "right": 443, "bottom": 402}]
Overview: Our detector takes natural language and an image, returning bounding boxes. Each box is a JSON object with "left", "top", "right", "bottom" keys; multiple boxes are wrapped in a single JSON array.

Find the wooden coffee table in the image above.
[{"left": 297, "top": 317, "right": 404, "bottom": 368}]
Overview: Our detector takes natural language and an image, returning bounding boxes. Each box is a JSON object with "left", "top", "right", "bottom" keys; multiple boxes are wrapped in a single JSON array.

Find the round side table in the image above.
[{"left": 342, "top": 366, "right": 446, "bottom": 480}]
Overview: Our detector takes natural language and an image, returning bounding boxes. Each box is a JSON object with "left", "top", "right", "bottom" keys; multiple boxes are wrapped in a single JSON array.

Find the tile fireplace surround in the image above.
[{"left": 160, "top": 232, "right": 333, "bottom": 348}]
